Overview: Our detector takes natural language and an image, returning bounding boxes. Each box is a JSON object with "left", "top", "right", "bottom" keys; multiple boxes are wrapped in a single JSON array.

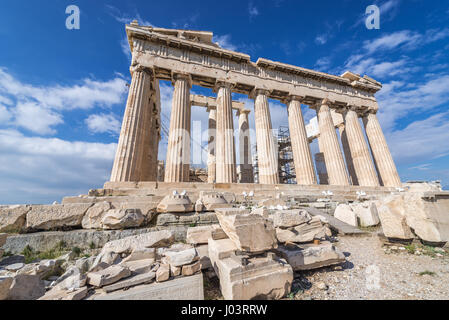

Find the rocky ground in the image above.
[{"left": 290, "top": 233, "right": 449, "bottom": 300}]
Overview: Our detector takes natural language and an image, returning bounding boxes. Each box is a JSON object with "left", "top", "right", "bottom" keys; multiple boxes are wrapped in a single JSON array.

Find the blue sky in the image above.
[{"left": 1, "top": 0, "right": 449, "bottom": 204}]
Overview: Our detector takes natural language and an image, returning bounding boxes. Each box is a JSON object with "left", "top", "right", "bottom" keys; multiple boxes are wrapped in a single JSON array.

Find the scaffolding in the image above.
[
  {"left": 251, "top": 126, "right": 297, "bottom": 184},
  {"left": 277, "top": 126, "right": 296, "bottom": 184}
]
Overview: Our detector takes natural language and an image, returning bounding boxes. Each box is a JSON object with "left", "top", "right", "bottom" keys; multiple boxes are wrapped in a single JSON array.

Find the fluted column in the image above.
[
  {"left": 164, "top": 73, "right": 191, "bottom": 182},
  {"left": 253, "top": 89, "right": 279, "bottom": 184},
  {"left": 215, "top": 82, "right": 236, "bottom": 183},
  {"left": 363, "top": 111, "right": 401, "bottom": 187},
  {"left": 286, "top": 96, "right": 317, "bottom": 185},
  {"left": 316, "top": 99, "right": 349, "bottom": 185},
  {"left": 207, "top": 107, "right": 217, "bottom": 183},
  {"left": 343, "top": 108, "right": 380, "bottom": 187},
  {"left": 238, "top": 109, "right": 254, "bottom": 183},
  {"left": 110, "top": 65, "right": 152, "bottom": 182},
  {"left": 140, "top": 79, "right": 161, "bottom": 181},
  {"left": 338, "top": 124, "right": 358, "bottom": 185}
]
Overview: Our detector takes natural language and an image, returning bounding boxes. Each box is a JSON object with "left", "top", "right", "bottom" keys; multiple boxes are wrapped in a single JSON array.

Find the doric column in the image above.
[
  {"left": 207, "top": 107, "right": 217, "bottom": 183},
  {"left": 253, "top": 89, "right": 279, "bottom": 184},
  {"left": 338, "top": 124, "right": 358, "bottom": 185},
  {"left": 164, "top": 73, "right": 191, "bottom": 182},
  {"left": 363, "top": 111, "right": 401, "bottom": 187},
  {"left": 140, "top": 79, "right": 161, "bottom": 181},
  {"left": 286, "top": 96, "right": 317, "bottom": 185},
  {"left": 215, "top": 82, "right": 236, "bottom": 183},
  {"left": 315, "top": 99, "right": 349, "bottom": 186},
  {"left": 237, "top": 109, "right": 254, "bottom": 183},
  {"left": 343, "top": 108, "right": 380, "bottom": 187},
  {"left": 110, "top": 65, "right": 152, "bottom": 182}
]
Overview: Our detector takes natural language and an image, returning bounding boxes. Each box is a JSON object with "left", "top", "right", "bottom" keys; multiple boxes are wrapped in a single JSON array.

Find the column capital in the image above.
[
  {"left": 213, "top": 80, "right": 235, "bottom": 93},
  {"left": 236, "top": 109, "right": 251, "bottom": 117},
  {"left": 130, "top": 63, "right": 153, "bottom": 76},
  {"left": 171, "top": 72, "right": 192, "bottom": 88},
  {"left": 310, "top": 98, "right": 334, "bottom": 111},
  {"left": 249, "top": 87, "right": 270, "bottom": 99},
  {"left": 283, "top": 94, "right": 304, "bottom": 105}
]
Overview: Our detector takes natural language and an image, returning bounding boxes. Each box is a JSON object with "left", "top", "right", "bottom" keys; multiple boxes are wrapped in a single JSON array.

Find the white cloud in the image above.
[
  {"left": 387, "top": 112, "right": 449, "bottom": 165},
  {"left": 85, "top": 113, "right": 121, "bottom": 135},
  {"left": 248, "top": 2, "right": 259, "bottom": 18},
  {"left": 377, "top": 74, "right": 449, "bottom": 131},
  {"left": 341, "top": 28, "right": 449, "bottom": 80},
  {"left": 315, "top": 34, "right": 328, "bottom": 45},
  {"left": 0, "top": 129, "right": 116, "bottom": 204},
  {"left": 105, "top": 5, "right": 153, "bottom": 26},
  {"left": 13, "top": 102, "right": 63, "bottom": 135},
  {"left": 363, "top": 30, "right": 420, "bottom": 54},
  {"left": 212, "top": 34, "right": 238, "bottom": 51},
  {"left": 0, "top": 104, "right": 11, "bottom": 123},
  {"left": 0, "top": 68, "right": 127, "bottom": 135},
  {"left": 315, "top": 57, "right": 332, "bottom": 71},
  {"left": 120, "top": 36, "right": 132, "bottom": 61}
]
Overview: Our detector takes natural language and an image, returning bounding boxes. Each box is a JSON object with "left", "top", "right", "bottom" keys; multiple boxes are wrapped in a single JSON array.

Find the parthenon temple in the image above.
[{"left": 109, "top": 21, "right": 402, "bottom": 191}]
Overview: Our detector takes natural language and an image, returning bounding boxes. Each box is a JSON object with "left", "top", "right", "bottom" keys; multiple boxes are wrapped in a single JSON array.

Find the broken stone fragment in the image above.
[
  {"left": 272, "top": 210, "right": 312, "bottom": 228},
  {"left": 5, "top": 263, "right": 25, "bottom": 272},
  {"left": 196, "top": 244, "right": 211, "bottom": 270},
  {"left": 39, "top": 286, "right": 88, "bottom": 300},
  {"left": 163, "top": 247, "right": 198, "bottom": 267},
  {"left": 87, "top": 265, "right": 131, "bottom": 287},
  {"left": 170, "top": 264, "right": 181, "bottom": 277},
  {"left": 215, "top": 208, "right": 277, "bottom": 253},
  {"left": 334, "top": 204, "right": 358, "bottom": 227},
  {"left": 52, "top": 266, "right": 86, "bottom": 290},
  {"left": 81, "top": 201, "right": 111, "bottom": 229},
  {"left": 120, "top": 259, "right": 155, "bottom": 275},
  {"left": 274, "top": 242, "right": 345, "bottom": 271},
  {"left": 156, "top": 264, "right": 170, "bottom": 282},
  {"left": 377, "top": 195, "right": 414, "bottom": 240},
  {"left": 101, "top": 208, "right": 145, "bottom": 230},
  {"left": 156, "top": 194, "right": 194, "bottom": 213},
  {"left": 0, "top": 206, "right": 30, "bottom": 233},
  {"left": 275, "top": 216, "right": 330, "bottom": 243},
  {"left": 100, "top": 230, "right": 175, "bottom": 255},
  {"left": 181, "top": 260, "right": 201, "bottom": 276},
  {"left": 350, "top": 202, "right": 380, "bottom": 227},
  {"left": 186, "top": 225, "right": 226, "bottom": 245},
  {"left": 0, "top": 276, "right": 13, "bottom": 300},
  {"left": 102, "top": 271, "right": 156, "bottom": 293},
  {"left": 8, "top": 274, "right": 46, "bottom": 300},
  {"left": 122, "top": 248, "right": 156, "bottom": 263},
  {"left": 26, "top": 203, "right": 93, "bottom": 231},
  {"left": 207, "top": 238, "right": 238, "bottom": 266}
]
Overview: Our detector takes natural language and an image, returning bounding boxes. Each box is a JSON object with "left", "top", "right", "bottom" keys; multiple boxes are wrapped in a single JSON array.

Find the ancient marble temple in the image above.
[{"left": 110, "top": 21, "right": 401, "bottom": 188}]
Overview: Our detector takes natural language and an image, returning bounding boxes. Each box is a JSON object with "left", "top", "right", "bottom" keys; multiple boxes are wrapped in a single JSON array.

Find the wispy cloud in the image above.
[
  {"left": 0, "top": 129, "right": 116, "bottom": 204},
  {"left": 105, "top": 4, "right": 153, "bottom": 26},
  {"left": 212, "top": 34, "right": 238, "bottom": 51},
  {"left": 409, "top": 163, "right": 432, "bottom": 171},
  {"left": 314, "top": 20, "right": 344, "bottom": 46},
  {"left": 85, "top": 113, "right": 121, "bottom": 136},
  {"left": 248, "top": 2, "right": 259, "bottom": 19},
  {"left": 0, "top": 68, "right": 127, "bottom": 135}
]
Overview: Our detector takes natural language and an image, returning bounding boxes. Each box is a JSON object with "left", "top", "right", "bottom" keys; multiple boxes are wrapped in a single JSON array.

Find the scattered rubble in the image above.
[{"left": 1, "top": 187, "right": 448, "bottom": 301}]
